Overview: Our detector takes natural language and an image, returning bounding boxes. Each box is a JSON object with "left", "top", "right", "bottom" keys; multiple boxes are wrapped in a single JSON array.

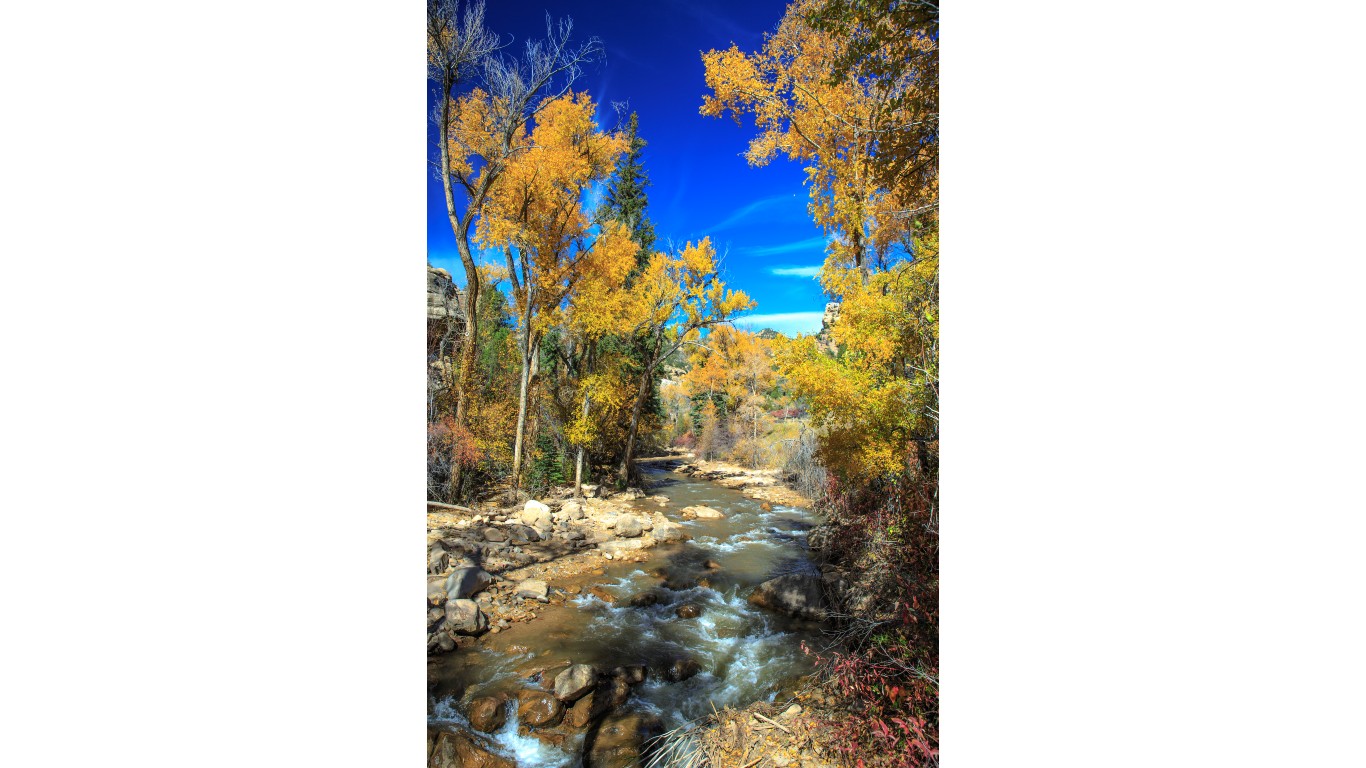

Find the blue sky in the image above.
[{"left": 427, "top": 0, "right": 830, "bottom": 336}]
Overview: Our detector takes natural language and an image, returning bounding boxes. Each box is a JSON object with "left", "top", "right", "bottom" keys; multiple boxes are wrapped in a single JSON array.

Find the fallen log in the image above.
[{"left": 426, "top": 500, "right": 476, "bottom": 513}]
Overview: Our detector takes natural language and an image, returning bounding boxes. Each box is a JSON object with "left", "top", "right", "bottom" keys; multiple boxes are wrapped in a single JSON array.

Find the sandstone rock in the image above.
[
  {"left": 687, "top": 505, "right": 725, "bottom": 519},
  {"left": 443, "top": 567, "right": 493, "bottom": 600},
  {"left": 516, "top": 689, "right": 564, "bottom": 728},
  {"left": 587, "top": 712, "right": 664, "bottom": 768},
  {"left": 652, "top": 521, "right": 686, "bottom": 543},
  {"left": 587, "top": 586, "right": 617, "bottom": 604},
  {"left": 675, "top": 603, "right": 702, "bottom": 619},
  {"left": 747, "top": 573, "right": 827, "bottom": 620},
  {"left": 521, "top": 499, "right": 553, "bottom": 528},
  {"left": 553, "top": 664, "right": 598, "bottom": 703},
  {"left": 614, "top": 515, "right": 643, "bottom": 538},
  {"left": 428, "top": 728, "right": 512, "bottom": 768},
  {"left": 443, "top": 598, "right": 488, "bottom": 635},
  {"left": 468, "top": 696, "right": 507, "bottom": 733},
  {"left": 515, "top": 579, "right": 549, "bottom": 602}
]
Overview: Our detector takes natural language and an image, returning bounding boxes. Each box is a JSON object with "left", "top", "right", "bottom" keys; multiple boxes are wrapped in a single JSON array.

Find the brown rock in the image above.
[
  {"left": 553, "top": 664, "right": 598, "bottom": 703},
  {"left": 467, "top": 696, "right": 506, "bottom": 733},
  {"left": 428, "top": 728, "right": 512, "bottom": 768},
  {"left": 517, "top": 689, "right": 565, "bottom": 728},
  {"left": 675, "top": 603, "right": 702, "bottom": 619}
]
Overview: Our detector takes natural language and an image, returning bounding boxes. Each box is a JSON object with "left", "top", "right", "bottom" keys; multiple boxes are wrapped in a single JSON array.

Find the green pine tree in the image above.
[{"left": 601, "top": 112, "right": 656, "bottom": 279}]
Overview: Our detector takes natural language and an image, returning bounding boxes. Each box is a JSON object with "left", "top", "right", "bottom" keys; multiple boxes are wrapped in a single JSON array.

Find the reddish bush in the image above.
[{"left": 672, "top": 431, "right": 697, "bottom": 450}]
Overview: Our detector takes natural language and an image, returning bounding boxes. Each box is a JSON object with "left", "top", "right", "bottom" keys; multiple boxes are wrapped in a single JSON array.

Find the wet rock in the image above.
[
  {"left": 516, "top": 689, "right": 565, "bottom": 728},
  {"left": 612, "top": 665, "right": 648, "bottom": 685},
  {"left": 481, "top": 527, "right": 506, "bottom": 543},
  {"left": 627, "top": 591, "right": 659, "bottom": 608},
  {"left": 675, "top": 603, "right": 702, "bottom": 619},
  {"left": 521, "top": 499, "right": 553, "bottom": 528},
  {"left": 468, "top": 696, "right": 506, "bottom": 733},
  {"left": 747, "top": 573, "right": 827, "bottom": 620},
  {"left": 586, "top": 711, "right": 664, "bottom": 768},
  {"left": 665, "top": 657, "right": 702, "bottom": 682},
  {"left": 613, "top": 515, "right": 643, "bottom": 538},
  {"left": 600, "top": 676, "right": 631, "bottom": 708},
  {"left": 690, "top": 505, "right": 725, "bottom": 519},
  {"left": 443, "top": 567, "right": 493, "bottom": 600},
  {"left": 443, "top": 598, "right": 487, "bottom": 635},
  {"left": 428, "top": 728, "right": 513, "bottom": 768},
  {"left": 553, "top": 663, "right": 598, "bottom": 703},
  {"left": 587, "top": 586, "right": 617, "bottom": 603},
  {"left": 515, "top": 579, "right": 549, "bottom": 602},
  {"left": 704, "top": 559, "right": 723, "bottom": 571},
  {"left": 760, "top": 501, "right": 773, "bottom": 511}
]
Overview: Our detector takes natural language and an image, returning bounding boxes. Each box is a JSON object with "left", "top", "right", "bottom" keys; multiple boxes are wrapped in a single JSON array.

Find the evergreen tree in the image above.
[{"left": 601, "top": 112, "right": 656, "bottom": 278}]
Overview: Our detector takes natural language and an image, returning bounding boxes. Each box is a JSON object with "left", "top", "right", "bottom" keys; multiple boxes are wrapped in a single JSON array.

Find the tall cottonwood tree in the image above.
[
  {"left": 476, "top": 92, "right": 630, "bottom": 487},
  {"left": 430, "top": 0, "right": 601, "bottom": 498}
]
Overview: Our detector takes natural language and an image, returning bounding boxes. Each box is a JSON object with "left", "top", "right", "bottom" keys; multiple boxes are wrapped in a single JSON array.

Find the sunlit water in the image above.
[{"left": 427, "top": 465, "right": 824, "bottom": 767}]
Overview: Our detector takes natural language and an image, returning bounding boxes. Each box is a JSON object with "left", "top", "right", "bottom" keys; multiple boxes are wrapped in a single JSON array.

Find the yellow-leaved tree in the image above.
[{"left": 476, "top": 91, "right": 631, "bottom": 487}]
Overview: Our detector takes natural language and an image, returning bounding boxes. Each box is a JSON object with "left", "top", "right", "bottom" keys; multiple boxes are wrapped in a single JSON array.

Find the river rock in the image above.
[
  {"left": 581, "top": 484, "right": 600, "bottom": 498},
  {"left": 747, "top": 573, "right": 827, "bottom": 620},
  {"left": 612, "top": 665, "right": 648, "bottom": 685},
  {"left": 427, "top": 545, "right": 449, "bottom": 574},
  {"left": 652, "top": 521, "right": 686, "bottom": 543},
  {"left": 586, "top": 712, "right": 664, "bottom": 768},
  {"left": 443, "top": 567, "right": 493, "bottom": 600},
  {"left": 515, "top": 579, "right": 549, "bottom": 602},
  {"left": 553, "top": 664, "right": 598, "bottom": 703},
  {"left": 614, "top": 487, "right": 646, "bottom": 501},
  {"left": 507, "top": 524, "right": 540, "bottom": 545},
  {"left": 516, "top": 689, "right": 565, "bottom": 727},
  {"left": 613, "top": 515, "right": 643, "bottom": 538},
  {"left": 588, "top": 586, "right": 617, "bottom": 604},
  {"left": 429, "top": 728, "right": 513, "bottom": 768},
  {"left": 665, "top": 657, "right": 702, "bottom": 682},
  {"left": 521, "top": 500, "right": 553, "bottom": 528},
  {"left": 467, "top": 696, "right": 506, "bottom": 733},
  {"left": 428, "top": 579, "right": 449, "bottom": 605},
  {"left": 675, "top": 603, "right": 702, "bottom": 619},
  {"left": 561, "top": 501, "right": 585, "bottom": 520},
  {"left": 627, "top": 591, "right": 659, "bottom": 607},
  {"left": 689, "top": 505, "right": 725, "bottom": 519},
  {"left": 443, "top": 598, "right": 488, "bottom": 635},
  {"left": 481, "top": 527, "right": 506, "bottom": 543}
]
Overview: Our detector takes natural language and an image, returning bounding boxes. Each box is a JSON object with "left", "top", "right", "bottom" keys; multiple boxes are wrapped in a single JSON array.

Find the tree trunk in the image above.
[
  {"left": 510, "top": 321, "right": 537, "bottom": 488},
  {"left": 574, "top": 392, "right": 590, "bottom": 498},
  {"left": 618, "top": 336, "right": 659, "bottom": 487},
  {"left": 437, "top": 85, "right": 481, "bottom": 501}
]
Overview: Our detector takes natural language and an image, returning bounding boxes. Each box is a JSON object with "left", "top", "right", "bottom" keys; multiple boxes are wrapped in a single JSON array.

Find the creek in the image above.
[{"left": 427, "top": 463, "right": 825, "bottom": 767}]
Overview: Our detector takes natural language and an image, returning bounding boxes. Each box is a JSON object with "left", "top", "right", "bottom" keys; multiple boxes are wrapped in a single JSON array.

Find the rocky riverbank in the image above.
[{"left": 427, "top": 458, "right": 846, "bottom": 767}]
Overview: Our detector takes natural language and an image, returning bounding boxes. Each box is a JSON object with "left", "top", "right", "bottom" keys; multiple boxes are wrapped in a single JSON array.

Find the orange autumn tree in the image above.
[
  {"left": 616, "top": 238, "right": 755, "bottom": 485},
  {"left": 702, "top": 2, "right": 939, "bottom": 764},
  {"left": 475, "top": 91, "right": 632, "bottom": 487},
  {"left": 701, "top": 0, "right": 938, "bottom": 482}
]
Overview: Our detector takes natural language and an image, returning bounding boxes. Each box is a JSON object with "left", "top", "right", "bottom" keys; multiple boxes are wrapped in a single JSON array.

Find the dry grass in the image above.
[{"left": 644, "top": 700, "right": 843, "bottom": 768}]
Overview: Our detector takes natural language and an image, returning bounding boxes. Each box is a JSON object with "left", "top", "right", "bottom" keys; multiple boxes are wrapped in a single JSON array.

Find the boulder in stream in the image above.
[
  {"left": 428, "top": 728, "right": 513, "bottom": 768},
  {"left": 680, "top": 505, "right": 724, "bottom": 520},
  {"left": 467, "top": 695, "right": 506, "bottom": 733},
  {"left": 675, "top": 603, "right": 702, "bottom": 619},
  {"left": 586, "top": 711, "right": 664, "bottom": 768},
  {"left": 553, "top": 663, "right": 598, "bottom": 703},
  {"left": 747, "top": 573, "right": 827, "bottom": 620},
  {"left": 665, "top": 657, "right": 702, "bottom": 682},
  {"left": 516, "top": 689, "right": 565, "bottom": 727}
]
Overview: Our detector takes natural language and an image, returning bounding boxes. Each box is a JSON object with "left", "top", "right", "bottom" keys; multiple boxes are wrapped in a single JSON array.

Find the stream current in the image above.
[{"left": 427, "top": 464, "right": 825, "bottom": 766}]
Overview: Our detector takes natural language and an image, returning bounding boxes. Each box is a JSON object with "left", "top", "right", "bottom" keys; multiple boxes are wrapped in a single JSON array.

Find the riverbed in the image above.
[{"left": 427, "top": 463, "right": 825, "bottom": 766}]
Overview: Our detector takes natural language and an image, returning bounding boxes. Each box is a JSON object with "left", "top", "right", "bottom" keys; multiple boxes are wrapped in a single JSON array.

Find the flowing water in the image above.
[{"left": 427, "top": 464, "right": 825, "bottom": 766}]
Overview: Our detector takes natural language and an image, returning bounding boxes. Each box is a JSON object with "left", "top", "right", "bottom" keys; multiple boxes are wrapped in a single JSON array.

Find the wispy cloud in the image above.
[
  {"left": 740, "top": 236, "right": 828, "bottom": 257},
  {"left": 769, "top": 265, "right": 822, "bottom": 278},
  {"left": 734, "top": 311, "right": 825, "bottom": 337},
  {"left": 704, "top": 194, "right": 800, "bottom": 233}
]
